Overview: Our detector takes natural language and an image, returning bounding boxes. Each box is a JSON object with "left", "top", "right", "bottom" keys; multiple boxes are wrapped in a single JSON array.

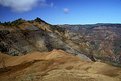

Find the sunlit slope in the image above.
[{"left": 0, "top": 50, "right": 121, "bottom": 81}]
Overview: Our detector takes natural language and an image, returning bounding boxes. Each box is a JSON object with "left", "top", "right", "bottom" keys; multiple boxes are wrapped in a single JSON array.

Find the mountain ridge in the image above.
[{"left": 0, "top": 18, "right": 121, "bottom": 66}]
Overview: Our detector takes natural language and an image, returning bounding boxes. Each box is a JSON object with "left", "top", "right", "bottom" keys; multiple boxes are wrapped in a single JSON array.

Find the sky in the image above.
[{"left": 0, "top": 0, "right": 121, "bottom": 24}]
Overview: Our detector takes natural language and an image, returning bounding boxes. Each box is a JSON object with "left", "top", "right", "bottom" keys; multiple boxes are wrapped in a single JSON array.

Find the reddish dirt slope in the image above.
[{"left": 0, "top": 50, "right": 121, "bottom": 81}]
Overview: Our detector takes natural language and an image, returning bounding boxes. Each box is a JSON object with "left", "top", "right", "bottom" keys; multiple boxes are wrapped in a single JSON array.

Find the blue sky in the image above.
[{"left": 0, "top": 0, "right": 121, "bottom": 24}]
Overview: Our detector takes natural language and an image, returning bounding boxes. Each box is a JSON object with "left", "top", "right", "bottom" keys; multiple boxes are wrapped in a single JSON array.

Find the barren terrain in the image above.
[{"left": 0, "top": 50, "right": 121, "bottom": 81}]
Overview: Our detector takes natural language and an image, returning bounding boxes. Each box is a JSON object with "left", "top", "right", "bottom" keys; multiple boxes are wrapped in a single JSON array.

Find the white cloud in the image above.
[
  {"left": 0, "top": 0, "right": 48, "bottom": 12},
  {"left": 63, "top": 8, "right": 69, "bottom": 14},
  {"left": 38, "top": 2, "right": 54, "bottom": 8},
  {"left": 50, "top": 2, "right": 54, "bottom": 7}
]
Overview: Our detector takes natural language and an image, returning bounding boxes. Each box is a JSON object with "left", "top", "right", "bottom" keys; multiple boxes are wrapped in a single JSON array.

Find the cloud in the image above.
[
  {"left": 38, "top": 2, "right": 54, "bottom": 8},
  {"left": 50, "top": 2, "right": 54, "bottom": 7},
  {"left": 63, "top": 8, "right": 69, "bottom": 14},
  {"left": 0, "top": 0, "right": 49, "bottom": 12}
]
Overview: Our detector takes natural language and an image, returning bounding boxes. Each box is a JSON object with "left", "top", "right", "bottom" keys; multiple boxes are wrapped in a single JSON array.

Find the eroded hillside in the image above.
[
  {"left": 59, "top": 24, "right": 121, "bottom": 66},
  {"left": 0, "top": 18, "right": 121, "bottom": 66},
  {"left": 0, "top": 18, "right": 90, "bottom": 60},
  {"left": 0, "top": 50, "right": 121, "bottom": 81}
]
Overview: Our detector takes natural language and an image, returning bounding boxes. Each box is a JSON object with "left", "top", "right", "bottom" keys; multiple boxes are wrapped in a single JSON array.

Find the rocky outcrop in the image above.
[{"left": 0, "top": 18, "right": 90, "bottom": 61}]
